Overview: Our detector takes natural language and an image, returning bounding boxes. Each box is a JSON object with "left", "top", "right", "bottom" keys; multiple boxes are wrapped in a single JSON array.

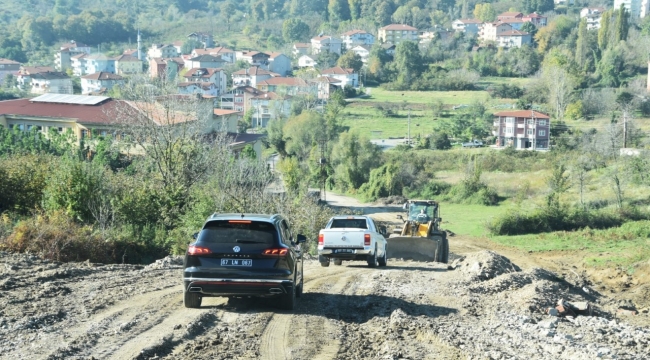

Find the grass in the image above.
[
  {"left": 476, "top": 76, "right": 535, "bottom": 89},
  {"left": 357, "top": 88, "right": 493, "bottom": 105},
  {"left": 490, "top": 221, "right": 650, "bottom": 268},
  {"left": 341, "top": 105, "right": 438, "bottom": 139},
  {"left": 440, "top": 202, "right": 509, "bottom": 237}
]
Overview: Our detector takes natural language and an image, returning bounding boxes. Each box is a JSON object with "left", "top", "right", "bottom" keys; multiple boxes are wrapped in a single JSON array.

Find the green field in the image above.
[
  {"left": 440, "top": 202, "right": 509, "bottom": 237},
  {"left": 357, "top": 88, "right": 493, "bottom": 105},
  {"left": 341, "top": 105, "right": 436, "bottom": 139}
]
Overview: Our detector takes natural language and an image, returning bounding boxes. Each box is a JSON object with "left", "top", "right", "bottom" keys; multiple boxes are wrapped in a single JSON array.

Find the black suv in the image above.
[{"left": 183, "top": 213, "right": 306, "bottom": 310}]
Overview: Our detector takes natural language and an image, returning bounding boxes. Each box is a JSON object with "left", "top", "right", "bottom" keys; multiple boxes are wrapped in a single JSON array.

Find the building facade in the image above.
[
  {"left": 340, "top": 30, "right": 375, "bottom": 49},
  {"left": 311, "top": 36, "right": 343, "bottom": 55},
  {"left": 378, "top": 24, "right": 418, "bottom": 44},
  {"left": 81, "top": 72, "right": 125, "bottom": 94},
  {"left": 493, "top": 110, "right": 550, "bottom": 150}
]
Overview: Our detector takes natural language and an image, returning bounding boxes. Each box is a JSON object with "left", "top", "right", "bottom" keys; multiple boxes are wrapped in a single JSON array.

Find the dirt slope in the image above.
[{"left": 1, "top": 194, "right": 649, "bottom": 359}]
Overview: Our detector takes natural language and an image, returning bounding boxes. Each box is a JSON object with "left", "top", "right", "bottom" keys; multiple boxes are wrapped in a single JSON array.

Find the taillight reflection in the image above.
[
  {"left": 262, "top": 248, "right": 288, "bottom": 256},
  {"left": 364, "top": 234, "right": 371, "bottom": 246},
  {"left": 188, "top": 245, "right": 212, "bottom": 255}
]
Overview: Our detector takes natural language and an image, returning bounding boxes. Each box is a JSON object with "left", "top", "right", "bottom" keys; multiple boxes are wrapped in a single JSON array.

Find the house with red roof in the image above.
[
  {"left": 311, "top": 36, "right": 343, "bottom": 55},
  {"left": 340, "top": 29, "right": 375, "bottom": 49},
  {"left": 497, "top": 30, "right": 532, "bottom": 48},
  {"left": 267, "top": 53, "right": 291, "bottom": 76},
  {"left": 81, "top": 72, "right": 125, "bottom": 95},
  {"left": 321, "top": 66, "right": 358, "bottom": 87},
  {"left": 232, "top": 66, "right": 279, "bottom": 87},
  {"left": 523, "top": 12, "right": 547, "bottom": 27},
  {"left": 493, "top": 110, "right": 550, "bottom": 150},
  {"left": 378, "top": 24, "right": 418, "bottom": 44},
  {"left": 183, "top": 68, "right": 227, "bottom": 95},
  {"left": 451, "top": 19, "right": 483, "bottom": 34}
]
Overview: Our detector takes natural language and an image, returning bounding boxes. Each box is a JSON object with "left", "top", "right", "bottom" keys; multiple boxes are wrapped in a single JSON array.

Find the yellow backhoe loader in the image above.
[{"left": 387, "top": 200, "right": 449, "bottom": 263}]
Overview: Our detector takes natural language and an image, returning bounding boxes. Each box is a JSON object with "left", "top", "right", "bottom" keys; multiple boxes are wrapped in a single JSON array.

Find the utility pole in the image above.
[
  {"left": 623, "top": 108, "right": 628, "bottom": 148},
  {"left": 408, "top": 108, "right": 411, "bottom": 146},
  {"left": 317, "top": 139, "right": 328, "bottom": 202}
]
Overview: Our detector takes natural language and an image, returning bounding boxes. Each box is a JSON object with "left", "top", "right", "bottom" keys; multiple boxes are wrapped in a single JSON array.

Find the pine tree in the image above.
[
  {"left": 575, "top": 19, "right": 588, "bottom": 69},
  {"left": 614, "top": 4, "right": 629, "bottom": 42},
  {"left": 598, "top": 10, "right": 611, "bottom": 50}
]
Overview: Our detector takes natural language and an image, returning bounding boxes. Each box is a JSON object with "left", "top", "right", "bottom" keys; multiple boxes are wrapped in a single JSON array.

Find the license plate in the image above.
[
  {"left": 334, "top": 249, "right": 354, "bottom": 254},
  {"left": 221, "top": 259, "right": 252, "bottom": 266}
]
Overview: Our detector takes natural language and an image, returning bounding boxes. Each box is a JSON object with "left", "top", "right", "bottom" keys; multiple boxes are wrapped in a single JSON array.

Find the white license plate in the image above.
[
  {"left": 334, "top": 249, "right": 354, "bottom": 254},
  {"left": 221, "top": 259, "right": 252, "bottom": 266}
]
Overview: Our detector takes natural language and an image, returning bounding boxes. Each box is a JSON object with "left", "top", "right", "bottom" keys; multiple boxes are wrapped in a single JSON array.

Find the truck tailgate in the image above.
[{"left": 320, "top": 228, "right": 366, "bottom": 248}]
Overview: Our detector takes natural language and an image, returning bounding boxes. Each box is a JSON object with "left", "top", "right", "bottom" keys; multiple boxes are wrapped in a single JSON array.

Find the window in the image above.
[
  {"left": 58, "top": 127, "right": 64, "bottom": 133},
  {"left": 505, "top": 117, "right": 515, "bottom": 124},
  {"left": 330, "top": 219, "right": 368, "bottom": 229},
  {"left": 235, "top": 97, "right": 243, "bottom": 102},
  {"left": 17, "top": 124, "right": 24, "bottom": 131},
  {"left": 539, "top": 120, "right": 546, "bottom": 126},
  {"left": 81, "top": 130, "right": 89, "bottom": 139},
  {"left": 527, "top": 129, "right": 533, "bottom": 135},
  {"left": 505, "top": 127, "right": 513, "bottom": 134},
  {"left": 538, "top": 130, "right": 546, "bottom": 136},
  {"left": 527, "top": 119, "right": 534, "bottom": 125}
]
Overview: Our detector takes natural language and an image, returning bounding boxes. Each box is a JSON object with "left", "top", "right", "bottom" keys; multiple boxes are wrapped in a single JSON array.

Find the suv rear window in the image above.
[
  {"left": 198, "top": 220, "right": 277, "bottom": 244},
  {"left": 330, "top": 219, "right": 368, "bottom": 229}
]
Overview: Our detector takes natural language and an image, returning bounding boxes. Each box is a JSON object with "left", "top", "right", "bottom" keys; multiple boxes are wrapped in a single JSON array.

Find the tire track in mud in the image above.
[{"left": 257, "top": 264, "right": 373, "bottom": 360}]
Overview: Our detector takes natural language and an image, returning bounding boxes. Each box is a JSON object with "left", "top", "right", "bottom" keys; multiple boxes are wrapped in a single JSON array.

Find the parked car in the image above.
[
  {"left": 462, "top": 140, "right": 484, "bottom": 148},
  {"left": 183, "top": 214, "right": 306, "bottom": 310},
  {"left": 317, "top": 215, "right": 387, "bottom": 268}
]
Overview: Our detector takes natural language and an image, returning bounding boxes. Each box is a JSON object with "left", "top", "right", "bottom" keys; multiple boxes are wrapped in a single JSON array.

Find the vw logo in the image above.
[
  {"left": 233, "top": 246, "right": 241, "bottom": 253},
  {"left": 341, "top": 236, "right": 346, "bottom": 241}
]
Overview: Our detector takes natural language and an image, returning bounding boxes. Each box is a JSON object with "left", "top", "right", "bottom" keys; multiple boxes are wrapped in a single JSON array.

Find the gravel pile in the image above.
[{"left": 457, "top": 250, "right": 521, "bottom": 281}]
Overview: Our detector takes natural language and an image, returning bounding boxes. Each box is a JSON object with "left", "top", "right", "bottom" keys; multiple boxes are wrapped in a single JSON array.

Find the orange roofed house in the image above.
[{"left": 493, "top": 110, "right": 550, "bottom": 150}]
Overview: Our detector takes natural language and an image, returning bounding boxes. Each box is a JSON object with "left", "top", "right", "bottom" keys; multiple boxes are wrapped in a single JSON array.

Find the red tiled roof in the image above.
[
  {"left": 341, "top": 29, "right": 369, "bottom": 36},
  {"left": 498, "top": 30, "right": 530, "bottom": 37},
  {"left": 524, "top": 13, "right": 545, "bottom": 18},
  {"left": 113, "top": 54, "right": 140, "bottom": 62},
  {"left": 183, "top": 67, "right": 221, "bottom": 79},
  {"left": 82, "top": 72, "right": 124, "bottom": 80},
  {"left": 311, "top": 35, "right": 341, "bottom": 42},
  {"left": 19, "top": 66, "right": 54, "bottom": 75},
  {"left": 294, "top": 43, "right": 311, "bottom": 48},
  {"left": 455, "top": 18, "right": 482, "bottom": 24},
  {"left": 321, "top": 66, "right": 354, "bottom": 75},
  {"left": 0, "top": 98, "right": 121, "bottom": 125},
  {"left": 494, "top": 110, "right": 550, "bottom": 119},
  {"left": 267, "top": 52, "right": 287, "bottom": 59},
  {"left": 314, "top": 76, "right": 341, "bottom": 84},
  {"left": 0, "top": 58, "right": 20, "bottom": 65},
  {"left": 232, "top": 66, "right": 276, "bottom": 76},
  {"left": 498, "top": 12, "right": 523, "bottom": 17},
  {"left": 214, "top": 109, "right": 242, "bottom": 116},
  {"left": 380, "top": 24, "right": 417, "bottom": 31}
]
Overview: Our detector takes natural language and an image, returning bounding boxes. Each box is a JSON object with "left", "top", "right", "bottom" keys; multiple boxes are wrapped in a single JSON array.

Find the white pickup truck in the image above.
[{"left": 317, "top": 215, "right": 388, "bottom": 268}]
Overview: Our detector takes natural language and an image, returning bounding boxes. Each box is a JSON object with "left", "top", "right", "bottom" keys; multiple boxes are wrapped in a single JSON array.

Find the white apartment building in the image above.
[{"left": 614, "top": 0, "right": 650, "bottom": 18}]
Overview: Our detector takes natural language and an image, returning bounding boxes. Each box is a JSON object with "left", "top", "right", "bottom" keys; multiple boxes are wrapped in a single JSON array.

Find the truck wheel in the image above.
[
  {"left": 435, "top": 235, "right": 449, "bottom": 264},
  {"left": 367, "top": 245, "right": 378, "bottom": 268},
  {"left": 279, "top": 281, "right": 296, "bottom": 310},
  {"left": 333, "top": 259, "right": 343, "bottom": 266},
  {"left": 184, "top": 290, "right": 202, "bottom": 309},
  {"left": 319, "top": 255, "right": 330, "bottom": 267},
  {"left": 378, "top": 245, "right": 387, "bottom": 267}
]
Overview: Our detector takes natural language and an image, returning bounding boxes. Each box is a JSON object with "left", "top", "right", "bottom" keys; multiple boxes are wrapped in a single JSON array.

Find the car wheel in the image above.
[
  {"left": 319, "top": 255, "right": 330, "bottom": 267},
  {"left": 296, "top": 275, "right": 304, "bottom": 298},
  {"left": 367, "top": 245, "right": 378, "bottom": 268},
  {"left": 279, "top": 281, "right": 296, "bottom": 310},
  {"left": 378, "top": 245, "right": 387, "bottom": 267},
  {"left": 184, "top": 290, "right": 202, "bottom": 309},
  {"left": 333, "top": 259, "right": 343, "bottom": 266},
  {"left": 434, "top": 234, "right": 449, "bottom": 264},
  {"left": 320, "top": 261, "right": 330, "bottom": 267}
]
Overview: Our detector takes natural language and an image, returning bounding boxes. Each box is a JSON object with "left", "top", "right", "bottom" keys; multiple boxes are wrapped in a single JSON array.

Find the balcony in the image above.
[{"left": 517, "top": 124, "right": 525, "bottom": 128}]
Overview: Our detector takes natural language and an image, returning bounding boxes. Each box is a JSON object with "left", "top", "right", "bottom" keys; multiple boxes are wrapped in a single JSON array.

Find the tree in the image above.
[
  {"left": 330, "top": 131, "right": 381, "bottom": 192},
  {"left": 541, "top": 55, "right": 576, "bottom": 120},
  {"left": 348, "top": 0, "right": 361, "bottom": 20},
  {"left": 221, "top": 1, "right": 236, "bottom": 31},
  {"left": 336, "top": 51, "right": 363, "bottom": 72},
  {"left": 520, "top": 22, "right": 538, "bottom": 40},
  {"left": 328, "top": 0, "right": 351, "bottom": 22},
  {"left": 473, "top": 3, "right": 496, "bottom": 22},
  {"left": 316, "top": 50, "right": 340, "bottom": 69},
  {"left": 252, "top": 1, "right": 265, "bottom": 20},
  {"left": 392, "top": 6, "right": 411, "bottom": 25},
  {"left": 575, "top": 19, "right": 589, "bottom": 69},
  {"left": 616, "top": 91, "right": 635, "bottom": 148},
  {"left": 375, "top": 1, "right": 393, "bottom": 26},
  {"left": 282, "top": 18, "right": 310, "bottom": 43},
  {"left": 598, "top": 10, "right": 612, "bottom": 50},
  {"left": 614, "top": 4, "right": 629, "bottom": 42},
  {"left": 393, "top": 41, "right": 422, "bottom": 85},
  {"left": 181, "top": 39, "right": 202, "bottom": 54}
]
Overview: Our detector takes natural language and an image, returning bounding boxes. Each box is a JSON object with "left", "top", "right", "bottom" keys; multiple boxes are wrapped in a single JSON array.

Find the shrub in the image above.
[
  {"left": 405, "top": 180, "right": 451, "bottom": 199},
  {"left": 488, "top": 83, "right": 524, "bottom": 99}
]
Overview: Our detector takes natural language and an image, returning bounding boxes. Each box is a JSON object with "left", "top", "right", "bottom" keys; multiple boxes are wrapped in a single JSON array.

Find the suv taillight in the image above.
[
  {"left": 188, "top": 245, "right": 212, "bottom": 255},
  {"left": 364, "top": 234, "right": 371, "bottom": 246},
  {"left": 262, "top": 248, "right": 288, "bottom": 256},
  {"left": 318, "top": 234, "right": 324, "bottom": 245}
]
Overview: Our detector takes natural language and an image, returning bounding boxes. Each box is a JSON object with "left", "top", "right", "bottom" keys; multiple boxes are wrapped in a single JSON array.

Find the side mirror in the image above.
[
  {"left": 296, "top": 234, "right": 307, "bottom": 243},
  {"left": 402, "top": 203, "right": 408, "bottom": 210},
  {"left": 192, "top": 232, "right": 199, "bottom": 240}
]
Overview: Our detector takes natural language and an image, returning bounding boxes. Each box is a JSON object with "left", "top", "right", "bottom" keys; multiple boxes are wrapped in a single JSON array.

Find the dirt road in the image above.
[{"left": 1, "top": 195, "right": 649, "bottom": 359}]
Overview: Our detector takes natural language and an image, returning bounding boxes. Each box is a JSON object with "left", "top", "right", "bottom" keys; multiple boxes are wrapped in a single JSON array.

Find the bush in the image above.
[
  {"left": 488, "top": 84, "right": 524, "bottom": 99},
  {"left": 405, "top": 180, "right": 451, "bottom": 199}
]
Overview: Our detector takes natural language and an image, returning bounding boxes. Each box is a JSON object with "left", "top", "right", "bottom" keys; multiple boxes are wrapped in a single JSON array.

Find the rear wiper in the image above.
[{"left": 235, "top": 239, "right": 266, "bottom": 244}]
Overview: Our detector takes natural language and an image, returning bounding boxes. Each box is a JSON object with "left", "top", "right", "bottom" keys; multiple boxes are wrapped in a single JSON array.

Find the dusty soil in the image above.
[{"left": 1, "top": 194, "right": 649, "bottom": 359}]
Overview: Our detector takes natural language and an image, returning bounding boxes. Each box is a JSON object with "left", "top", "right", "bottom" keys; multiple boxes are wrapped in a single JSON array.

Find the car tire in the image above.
[
  {"left": 320, "top": 261, "right": 330, "bottom": 267},
  {"left": 378, "top": 245, "right": 387, "bottom": 267},
  {"left": 279, "top": 281, "right": 296, "bottom": 310},
  {"left": 184, "top": 290, "right": 202, "bottom": 309},
  {"left": 296, "top": 275, "right": 304, "bottom": 298},
  {"left": 333, "top": 259, "right": 343, "bottom": 266},
  {"left": 367, "top": 245, "right": 378, "bottom": 268}
]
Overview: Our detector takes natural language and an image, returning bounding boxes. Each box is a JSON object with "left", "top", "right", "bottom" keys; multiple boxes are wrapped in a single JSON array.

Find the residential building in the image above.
[
  {"left": 350, "top": 45, "right": 371, "bottom": 64},
  {"left": 172, "top": 41, "right": 184, "bottom": 55},
  {"left": 0, "top": 58, "right": 20, "bottom": 85},
  {"left": 147, "top": 44, "right": 179, "bottom": 60},
  {"left": 479, "top": 22, "right": 513, "bottom": 42},
  {"left": 149, "top": 58, "right": 183, "bottom": 79},
  {"left": 236, "top": 51, "right": 271, "bottom": 67},
  {"left": 85, "top": 54, "right": 116, "bottom": 74},
  {"left": 232, "top": 66, "right": 278, "bottom": 88},
  {"left": 187, "top": 32, "right": 214, "bottom": 48},
  {"left": 493, "top": 110, "right": 550, "bottom": 150},
  {"left": 220, "top": 86, "right": 265, "bottom": 112},
  {"left": 497, "top": 30, "right": 532, "bottom": 48},
  {"left": 249, "top": 92, "right": 291, "bottom": 128},
  {"left": 113, "top": 54, "right": 142, "bottom": 75},
  {"left": 498, "top": 19, "right": 525, "bottom": 30},
  {"left": 497, "top": 12, "right": 523, "bottom": 22},
  {"left": 177, "top": 82, "right": 219, "bottom": 96},
  {"left": 554, "top": 0, "right": 575, "bottom": 4},
  {"left": 123, "top": 49, "right": 145, "bottom": 61},
  {"left": 313, "top": 76, "right": 342, "bottom": 100},
  {"left": 321, "top": 67, "right": 358, "bottom": 87},
  {"left": 192, "top": 47, "right": 236, "bottom": 63},
  {"left": 451, "top": 19, "right": 482, "bottom": 34},
  {"left": 419, "top": 27, "right": 454, "bottom": 44},
  {"left": 292, "top": 43, "right": 311, "bottom": 57},
  {"left": 71, "top": 54, "right": 88, "bottom": 76},
  {"left": 298, "top": 55, "right": 318, "bottom": 68},
  {"left": 256, "top": 77, "right": 309, "bottom": 95},
  {"left": 523, "top": 12, "right": 547, "bottom": 27},
  {"left": 340, "top": 29, "right": 375, "bottom": 49},
  {"left": 213, "top": 109, "right": 242, "bottom": 133},
  {"left": 378, "top": 24, "right": 418, "bottom": 44},
  {"left": 16, "top": 66, "right": 54, "bottom": 90},
  {"left": 182, "top": 67, "right": 227, "bottom": 95},
  {"left": 267, "top": 53, "right": 291, "bottom": 76},
  {"left": 614, "top": 0, "right": 650, "bottom": 18},
  {"left": 311, "top": 36, "right": 343, "bottom": 55},
  {"left": 382, "top": 44, "right": 396, "bottom": 56},
  {"left": 81, "top": 72, "right": 125, "bottom": 94},
  {"left": 54, "top": 41, "right": 91, "bottom": 71},
  {"left": 30, "top": 72, "right": 73, "bottom": 95},
  {"left": 581, "top": 7, "right": 606, "bottom": 30},
  {"left": 184, "top": 54, "right": 227, "bottom": 69}
]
